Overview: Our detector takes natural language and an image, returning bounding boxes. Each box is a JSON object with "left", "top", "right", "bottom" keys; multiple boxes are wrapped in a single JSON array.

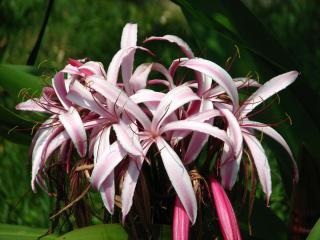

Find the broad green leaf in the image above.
[
  {"left": 0, "top": 224, "right": 57, "bottom": 240},
  {"left": 0, "top": 64, "right": 43, "bottom": 101},
  {"left": 57, "top": 224, "right": 128, "bottom": 240},
  {"left": 0, "top": 64, "right": 49, "bottom": 75},
  {"left": 307, "top": 218, "right": 320, "bottom": 240}
]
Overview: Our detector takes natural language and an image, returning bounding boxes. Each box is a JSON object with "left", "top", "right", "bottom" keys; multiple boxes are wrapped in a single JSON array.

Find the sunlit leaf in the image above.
[
  {"left": 0, "top": 64, "right": 43, "bottom": 101},
  {"left": 57, "top": 224, "right": 128, "bottom": 240},
  {"left": 307, "top": 218, "right": 320, "bottom": 240},
  {"left": 0, "top": 224, "right": 57, "bottom": 240}
]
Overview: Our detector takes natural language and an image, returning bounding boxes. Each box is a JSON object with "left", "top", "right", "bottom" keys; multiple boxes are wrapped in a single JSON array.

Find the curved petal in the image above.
[
  {"left": 107, "top": 46, "right": 152, "bottom": 89},
  {"left": 113, "top": 120, "right": 143, "bottom": 156},
  {"left": 217, "top": 105, "right": 243, "bottom": 159},
  {"left": 204, "top": 78, "right": 260, "bottom": 99},
  {"left": 16, "top": 98, "right": 50, "bottom": 113},
  {"left": 152, "top": 86, "right": 199, "bottom": 131},
  {"left": 243, "top": 120, "right": 298, "bottom": 182},
  {"left": 151, "top": 63, "right": 174, "bottom": 89},
  {"left": 210, "top": 177, "right": 241, "bottom": 240},
  {"left": 100, "top": 172, "right": 115, "bottom": 214},
  {"left": 179, "top": 58, "right": 239, "bottom": 108},
  {"left": 129, "top": 63, "right": 153, "bottom": 92},
  {"left": 243, "top": 133, "right": 272, "bottom": 202},
  {"left": 121, "top": 23, "right": 137, "bottom": 49},
  {"left": 144, "top": 35, "right": 194, "bottom": 58},
  {"left": 240, "top": 71, "right": 298, "bottom": 117},
  {"left": 59, "top": 106, "right": 87, "bottom": 157},
  {"left": 87, "top": 76, "right": 151, "bottom": 129},
  {"left": 160, "top": 120, "right": 232, "bottom": 150},
  {"left": 184, "top": 99, "right": 213, "bottom": 164},
  {"left": 156, "top": 137, "right": 197, "bottom": 224},
  {"left": 121, "top": 23, "right": 138, "bottom": 95},
  {"left": 67, "top": 81, "right": 108, "bottom": 116},
  {"left": 130, "top": 89, "right": 165, "bottom": 104},
  {"left": 172, "top": 196, "right": 190, "bottom": 240},
  {"left": 218, "top": 102, "right": 243, "bottom": 190},
  {"left": 31, "top": 126, "right": 66, "bottom": 191},
  {"left": 91, "top": 141, "right": 127, "bottom": 190},
  {"left": 121, "top": 140, "right": 152, "bottom": 220},
  {"left": 52, "top": 72, "right": 72, "bottom": 109},
  {"left": 79, "top": 61, "right": 107, "bottom": 77},
  {"left": 93, "top": 126, "right": 111, "bottom": 164}
]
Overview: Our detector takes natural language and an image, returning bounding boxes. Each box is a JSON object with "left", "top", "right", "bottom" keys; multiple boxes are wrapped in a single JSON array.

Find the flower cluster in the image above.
[{"left": 17, "top": 23, "right": 298, "bottom": 239}]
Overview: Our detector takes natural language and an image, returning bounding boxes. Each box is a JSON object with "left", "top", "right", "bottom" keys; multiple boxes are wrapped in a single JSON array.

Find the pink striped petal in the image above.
[
  {"left": 67, "top": 81, "right": 108, "bottom": 116},
  {"left": 152, "top": 86, "right": 199, "bottom": 131},
  {"left": 93, "top": 126, "right": 111, "bottom": 164},
  {"left": 100, "top": 172, "right": 115, "bottom": 214},
  {"left": 217, "top": 105, "right": 243, "bottom": 159},
  {"left": 204, "top": 78, "right": 260, "bottom": 99},
  {"left": 31, "top": 126, "right": 66, "bottom": 191},
  {"left": 168, "top": 58, "right": 188, "bottom": 78},
  {"left": 130, "top": 89, "right": 165, "bottom": 104},
  {"left": 113, "top": 120, "right": 143, "bottom": 156},
  {"left": 144, "top": 35, "right": 194, "bottom": 58},
  {"left": 129, "top": 63, "right": 153, "bottom": 92},
  {"left": 243, "top": 120, "right": 298, "bottom": 182},
  {"left": 107, "top": 46, "right": 151, "bottom": 88},
  {"left": 151, "top": 63, "right": 174, "bottom": 89},
  {"left": 91, "top": 141, "right": 127, "bottom": 190},
  {"left": 240, "top": 71, "right": 298, "bottom": 117},
  {"left": 52, "top": 72, "right": 72, "bottom": 109},
  {"left": 121, "top": 157, "right": 143, "bottom": 219},
  {"left": 121, "top": 140, "right": 152, "bottom": 220},
  {"left": 184, "top": 100, "right": 214, "bottom": 164},
  {"left": 79, "top": 61, "right": 106, "bottom": 77},
  {"left": 210, "top": 177, "right": 241, "bottom": 240},
  {"left": 172, "top": 196, "right": 190, "bottom": 240},
  {"left": 59, "top": 106, "right": 87, "bottom": 157},
  {"left": 44, "top": 130, "right": 70, "bottom": 161},
  {"left": 107, "top": 47, "right": 136, "bottom": 86},
  {"left": 87, "top": 76, "right": 151, "bottom": 129},
  {"left": 16, "top": 99, "right": 50, "bottom": 113},
  {"left": 62, "top": 64, "right": 80, "bottom": 75},
  {"left": 243, "top": 133, "right": 271, "bottom": 202},
  {"left": 160, "top": 120, "right": 232, "bottom": 150},
  {"left": 170, "top": 109, "right": 220, "bottom": 146},
  {"left": 120, "top": 23, "right": 138, "bottom": 94},
  {"left": 186, "top": 109, "right": 219, "bottom": 122},
  {"left": 156, "top": 137, "right": 197, "bottom": 224},
  {"left": 179, "top": 58, "right": 239, "bottom": 108},
  {"left": 121, "top": 23, "right": 138, "bottom": 49},
  {"left": 220, "top": 146, "right": 243, "bottom": 190}
]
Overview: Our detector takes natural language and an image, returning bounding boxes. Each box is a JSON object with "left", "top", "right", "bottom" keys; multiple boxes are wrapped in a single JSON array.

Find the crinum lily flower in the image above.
[
  {"left": 87, "top": 77, "right": 234, "bottom": 223},
  {"left": 219, "top": 71, "right": 299, "bottom": 203},
  {"left": 16, "top": 71, "right": 88, "bottom": 191}
]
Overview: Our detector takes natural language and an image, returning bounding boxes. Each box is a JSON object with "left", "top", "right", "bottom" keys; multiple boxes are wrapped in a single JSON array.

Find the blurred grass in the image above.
[{"left": 0, "top": 139, "right": 51, "bottom": 227}]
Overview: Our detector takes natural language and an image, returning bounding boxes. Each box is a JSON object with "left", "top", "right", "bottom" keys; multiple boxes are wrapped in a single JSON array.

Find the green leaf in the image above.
[
  {"left": 0, "top": 105, "right": 34, "bottom": 144},
  {"left": 307, "top": 218, "right": 320, "bottom": 240},
  {"left": 57, "top": 224, "right": 128, "bottom": 240},
  {"left": 0, "top": 64, "right": 43, "bottom": 101},
  {"left": 0, "top": 224, "right": 57, "bottom": 240}
]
